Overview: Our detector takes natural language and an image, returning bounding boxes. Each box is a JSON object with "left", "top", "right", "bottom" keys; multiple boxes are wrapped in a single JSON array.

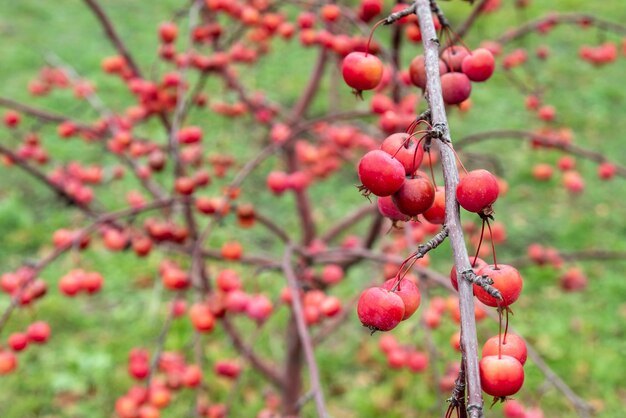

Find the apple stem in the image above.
[
  {"left": 486, "top": 218, "right": 498, "bottom": 269},
  {"left": 473, "top": 219, "right": 486, "bottom": 266},
  {"left": 443, "top": 141, "right": 469, "bottom": 175},
  {"left": 503, "top": 308, "right": 510, "bottom": 344},
  {"left": 498, "top": 308, "right": 503, "bottom": 359},
  {"left": 365, "top": 19, "right": 386, "bottom": 57}
]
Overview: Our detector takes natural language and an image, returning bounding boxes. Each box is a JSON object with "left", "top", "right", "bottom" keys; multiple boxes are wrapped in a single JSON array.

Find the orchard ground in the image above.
[{"left": 0, "top": 1, "right": 626, "bottom": 417}]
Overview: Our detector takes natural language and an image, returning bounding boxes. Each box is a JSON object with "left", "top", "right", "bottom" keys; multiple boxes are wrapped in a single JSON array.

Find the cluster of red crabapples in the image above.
[
  {"left": 408, "top": 45, "right": 496, "bottom": 105},
  {"left": 0, "top": 268, "right": 53, "bottom": 375},
  {"left": 118, "top": 347, "right": 243, "bottom": 418},
  {"left": 455, "top": 170, "right": 527, "bottom": 401},
  {"left": 342, "top": 33, "right": 495, "bottom": 106},
  {"left": 350, "top": 69, "right": 527, "bottom": 400},
  {"left": 0, "top": 319, "right": 50, "bottom": 376}
]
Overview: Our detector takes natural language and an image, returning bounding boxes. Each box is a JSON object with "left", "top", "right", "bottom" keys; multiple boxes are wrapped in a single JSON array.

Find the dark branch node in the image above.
[
  {"left": 383, "top": 4, "right": 418, "bottom": 25},
  {"left": 412, "top": 225, "right": 448, "bottom": 259},
  {"left": 461, "top": 270, "right": 502, "bottom": 300},
  {"left": 466, "top": 403, "right": 484, "bottom": 414},
  {"left": 429, "top": 122, "right": 448, "bottom": 142},
  {"left": 430, "top": 0, "right": 451, "bottom": 28}
]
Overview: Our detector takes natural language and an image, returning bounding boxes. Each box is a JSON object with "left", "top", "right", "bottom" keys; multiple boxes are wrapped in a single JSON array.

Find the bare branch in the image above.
[
  {"left": 0, "top": 97, "right": 90, "bottom": 128},
  {"left": 411, "top": 225, "right": 449, "bottom": 259},
  {"left": 497, "top": 13, "right": 626, "bottom": 45},
  {"left": 456, "top": 129, "right": 626, "bottom": 178},
  {"left": 82, "top": 0, "right": 143, "bottom": 78},
  {"left": 453, "top": 0, "right": 491, "bottom": 42},
  {"left": 221, "top": 317, "right": 286, "bottom": 388},
  {"left": 282, "top": 244, "right": 328, "bottom": 418},
  {"left": 0, "top": 142, "right": 98, "bottom": 216},
  {"left": 320, "top": 204, "right": 377, "bottom": 243},
  {"left": 415, "top": 1, "right": 484, "bottom": 416}
]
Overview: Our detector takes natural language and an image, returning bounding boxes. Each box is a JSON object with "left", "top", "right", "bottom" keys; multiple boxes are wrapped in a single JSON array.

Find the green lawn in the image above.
[{"left": 0, "top": 1, "right": 625, "bottom": 417}]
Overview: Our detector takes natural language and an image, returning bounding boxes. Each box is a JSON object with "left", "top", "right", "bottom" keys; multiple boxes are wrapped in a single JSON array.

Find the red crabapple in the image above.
[
  {"left": 441, "top": 72, "right": 472, "bottom": 105},
  {"left": 562, "top": 171, "right": 585, "bottom": 194},
  {"left": 441, "top": 46, "right": 470, "bottom": 72},
  {"left": 357, "top": 287, "right": 405, "bottom": 332},
  {"left": 461, "top": 48, "right": 495, "bottom": 82},
  {"left": 479, "top": 355, "right": 525, "bottom": 398},
  {"left": 475, "top": 264, "right": 523, "bottom": 307},
  {"left": 159, "top": 22, "right": 178, "bottom": 43},
  {"left": 0, "top": 351, "right": 17, "bottom": 374},
  {"left": 27, "top": 321, "right": 51, "bottom": 343},
  {"left": 532, "top": 163, "right": 553, "bottom": 181},
  {"left": 409, "top": 55, "right": 447, "bottom": 89},
  {"left": 598, "top": 162, "right": 617, "bottom": 180},
  {"left": 456, "top": 169, "right": 499, "bottom": 215},
  {"left": 423, "top": 187, "right": 446, "bottom": 224},
  {"left": 392, "top": 175, "right": 435, "bottom": 217},
  {"left": 377, "top": 196, "right": 410, "bottom": 222},
  {"left": 482, "top": 333, "right": 528, "bottom": 365},
  {"left": 189, "top": 304, "right": 215, "bottom": 332},
  {"left": 560, "top": 267, "right": 588, "bottom": 292},
  {"left": 342, "top": 52, "right": 384, "bottom": 92},
  {"left": 380, "top": 132, "right": 425, "bottom": 175},
  {"left": 382, "top": 278, "right": 421, "bottom": 320},
  {"left": 503, "top": 399, "right": 526, "bottom": 418},
  {"left": 357, "top": 150, "right": 405, "bottom": 197},
  {"left": 8, "top": 333, "right": 28, "bottom": 352},
  {"left": 246, "top": 295, "right": 274, "bottom": 322}
]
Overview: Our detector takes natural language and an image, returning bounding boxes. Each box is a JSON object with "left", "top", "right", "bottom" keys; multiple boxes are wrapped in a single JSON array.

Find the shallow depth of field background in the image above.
[{"left": 0, "top": 1, "right": 625, "bottom": 417}]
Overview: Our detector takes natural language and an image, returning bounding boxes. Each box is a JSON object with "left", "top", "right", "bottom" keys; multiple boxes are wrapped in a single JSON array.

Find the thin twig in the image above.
[
  {"left": 511, "top": 249, "right": 626, "bottom": 268},
  {"left": 453, "top": 0, "right": 491, "bottom": 42},
  {"left": 82, "top": 0, "right": 143, "bottom": 78},
  {"left": 82, "top": 0, "right": 172, "bottom": 131},
  {"left": 497, "top": 13, "right": 626, "bottom": 45},
  {"left": 320, "top": 204, "right": 377, "bottom": 243},
  {"left": 220, "top": 316, "right": 286, "bottom": 388},
  {"left": 456, "top": 129, "right": 626, "bottom": 177},
  {"left": 282, "top": 244, "right": 328, "bottom": 418}
]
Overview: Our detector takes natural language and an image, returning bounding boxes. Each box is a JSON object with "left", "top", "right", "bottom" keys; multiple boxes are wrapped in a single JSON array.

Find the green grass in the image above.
[{"left": 1, "top": 1, "right": 626, "bottom": 417}]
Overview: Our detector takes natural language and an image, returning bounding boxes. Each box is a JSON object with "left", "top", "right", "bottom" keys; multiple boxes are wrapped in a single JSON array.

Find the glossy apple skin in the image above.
[
  {"left": 462, "top": 48, "right": 495, "bottom": 82},
  {"left": 357, "top": 287, "right": 405, "bottom": 331},
  {"left": 342, "top": 52, "right": 383, "bottom": 91},
  {"left": 392, "top": 176, "right": 435, "bottom": 217},
  {"left": 358, "top": 150, "right": 405, "bottom": 197},
  {"left": 456, "top": 169, "right": 499, "bottom": 213},
  {"left": 482, "top": 333, "right": 528, "bottom": 365},
  {"left": 380, "top": 132, "right": 425, "bottom": 175},
  {"left": 382, "top": 278, "right": 421, "bottom": 320},
  {"left": 475, "top": 264, "right": 523, "bottom": 307},
  {"left": 480, "top": 355, "right": 525, "bottom": 397},
  {"left": 441, "top": 72, "right": 472, "bottom": 105}
]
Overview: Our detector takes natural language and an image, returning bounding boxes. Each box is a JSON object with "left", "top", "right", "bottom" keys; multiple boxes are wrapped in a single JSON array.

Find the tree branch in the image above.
[
  {"left": 82, "top": 0, "right": 143, "bottom": 78},
  {"left": 456, "top": 129, "right": 626, "bottom": 178},
  {"left": 320, "top": 204, "right": 377, "bottom": 243},
  {"left": 282, "top": 244, "right": 328, "bottom": 418},
  {"left": 415, "top": 1, "right": 484, "bottom": 416},
  {"left": 220, "top": 316, "right": 286, "bottom": 388},
  {"left": 453, "top": 0, "right": 491, "bottom": 42},
  {"left": 497, "top": 13, "right": 626, "bottom": 45},
  {"left": 82, "top": 0, "right": 172, "bottom": 131}
]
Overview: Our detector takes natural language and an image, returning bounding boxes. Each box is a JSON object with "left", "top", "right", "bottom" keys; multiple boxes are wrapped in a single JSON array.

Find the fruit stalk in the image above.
[{"left": 414, "top": 0, "right": 485, "bottom": 416}]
